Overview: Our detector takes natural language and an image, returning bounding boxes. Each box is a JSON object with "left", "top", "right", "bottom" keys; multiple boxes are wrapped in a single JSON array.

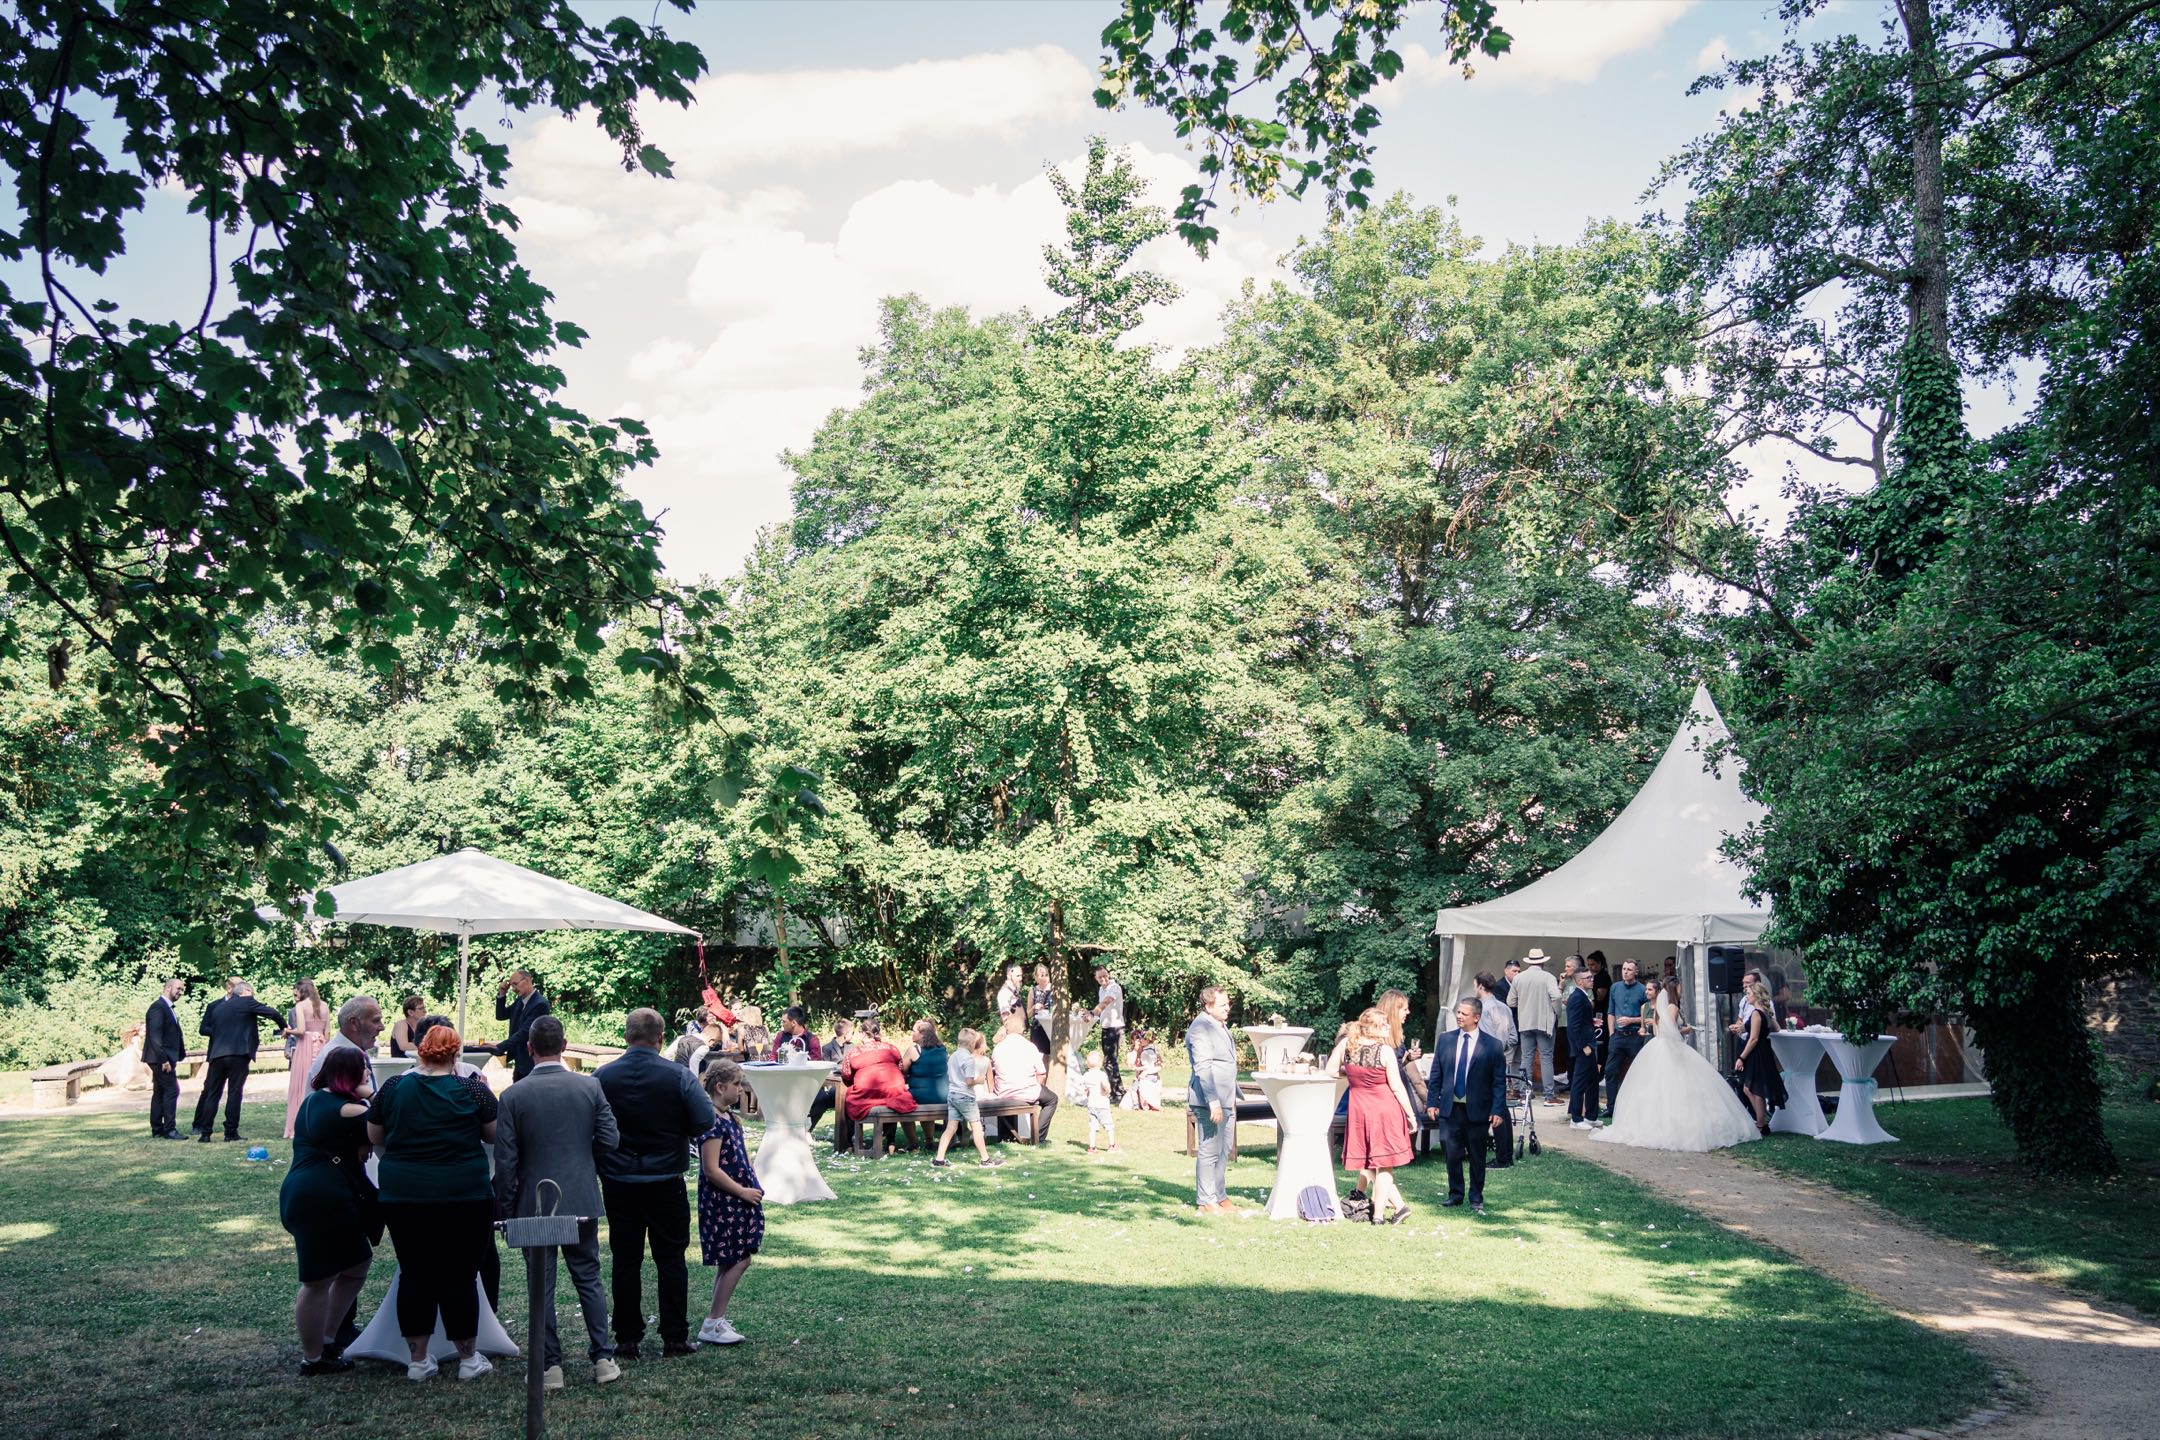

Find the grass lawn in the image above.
[
  {"left": 0, "top": 1095, "right": 1988, "bottom": 1440},
  {"left": 1734, "top": 1096, "right": 2160, "bottom": 1319}
]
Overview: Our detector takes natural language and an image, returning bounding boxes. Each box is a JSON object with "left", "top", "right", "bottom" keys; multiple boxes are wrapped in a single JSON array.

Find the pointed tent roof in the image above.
[{"left": 1433, "top": 684, "right": 1770, "bottom": 945}]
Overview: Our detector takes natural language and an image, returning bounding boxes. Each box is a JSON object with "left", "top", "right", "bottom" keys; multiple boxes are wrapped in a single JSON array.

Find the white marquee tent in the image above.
[
  {"left": 1431, "top": 684, "right": 1769, "bottom": 1056},
  {"left": 262, "top": 846, "right": 697, "bottom": 1035}
]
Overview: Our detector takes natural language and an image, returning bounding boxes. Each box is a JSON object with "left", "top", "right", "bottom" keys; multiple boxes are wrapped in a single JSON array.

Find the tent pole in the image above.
[{"left": 457, "top": 931, "right": 470, "bottom": 1039}]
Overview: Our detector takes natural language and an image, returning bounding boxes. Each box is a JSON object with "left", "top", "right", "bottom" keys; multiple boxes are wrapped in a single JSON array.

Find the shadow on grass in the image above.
[{"left": 0, "top": 1099, "right": 1992, "bottom": 1440}]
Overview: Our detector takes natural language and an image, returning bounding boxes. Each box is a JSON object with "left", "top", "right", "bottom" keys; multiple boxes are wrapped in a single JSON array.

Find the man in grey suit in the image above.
[
  {"left": 495, "top": 1016, "right": 623, "bottom": 1388},
  {"left": 1186, "top": 985, "right": 1240, "bottom": 1215}
]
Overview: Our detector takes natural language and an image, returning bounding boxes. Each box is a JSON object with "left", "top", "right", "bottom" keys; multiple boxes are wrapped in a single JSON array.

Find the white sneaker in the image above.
[
  {"left": 456, "top": 1353, "right": 493, "bottom": 1381},
  {"left": 541, "top": 1364, "right": 564, "bottom": 1391},
  {"left": 405, "top": 1357, "right": 438, "bottom": 1382},
  {"left": 1571, "top": 1119, "right": 1593, "bottom": 1131},
  {"left": 593, "top": 1357, "right": 622, "bottom": 1385},
  {"left": 696, "top": 1316, "right": 744, "bottom": 1346}
]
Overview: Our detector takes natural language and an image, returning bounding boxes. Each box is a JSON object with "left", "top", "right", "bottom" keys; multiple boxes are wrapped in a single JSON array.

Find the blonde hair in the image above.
[
  {"left": 703, "top": 1058, "right": 744, "bottom": 1094},
  {"left": 1085, "top": 1050, "right": 1103, "bottom": 1069},
  {"left": 1356, "top": 1007, "right": 1391, "bottom": 1045},
  {"left": 1376, "top": 989, "right": 1409, "bottom": 1049},
  {"left": 1743, "top": 978, "right": 1774, "bottom": 1014},
  {"left": 957, "top": 1026, "right": 985, "bottom": 1053}
]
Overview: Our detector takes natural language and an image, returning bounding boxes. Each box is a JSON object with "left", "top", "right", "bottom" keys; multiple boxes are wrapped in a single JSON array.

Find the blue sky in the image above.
[{"left": 38, "top": 1, "right": 1996, "bottom": 578}]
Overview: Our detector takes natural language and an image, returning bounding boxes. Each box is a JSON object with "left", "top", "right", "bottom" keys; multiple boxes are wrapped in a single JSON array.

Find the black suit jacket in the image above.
[
  {"left": 1565, "top": 987, "right": 1600, "bottom": 1058},
  {"left": 199, "top": 997, "right": 285, "bottom": 1060},
  {"left": 1426, "top": 1027, "right": 1507, "bottom": 1124},
  {"left": 495, "top": 989, "right": 552, "bottom": 1077},
  {"left": 144, "top": 998, "right": 186, "bottom": 1067}
]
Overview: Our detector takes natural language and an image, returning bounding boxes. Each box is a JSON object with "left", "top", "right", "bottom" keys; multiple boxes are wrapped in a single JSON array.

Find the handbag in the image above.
[{"left": 1340, "top": 1187, "right": 1374, "bottom": 1223}]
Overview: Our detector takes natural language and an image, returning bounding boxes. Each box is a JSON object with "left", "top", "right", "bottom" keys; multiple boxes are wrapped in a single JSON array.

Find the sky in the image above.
[{"left": 33, "top": 1, "right": 2029, "bottom": 581}]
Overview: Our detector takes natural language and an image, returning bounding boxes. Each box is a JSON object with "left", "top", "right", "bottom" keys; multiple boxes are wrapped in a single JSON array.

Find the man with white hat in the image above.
[{"left": 1510, "top": 949, "right": 1563, "bottom": 1104}]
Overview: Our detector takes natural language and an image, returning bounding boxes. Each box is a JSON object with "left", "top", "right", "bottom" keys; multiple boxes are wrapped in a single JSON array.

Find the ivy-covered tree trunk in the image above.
[{"left": 1968, "top": 981, "right": 2118, "bottom": 1177}]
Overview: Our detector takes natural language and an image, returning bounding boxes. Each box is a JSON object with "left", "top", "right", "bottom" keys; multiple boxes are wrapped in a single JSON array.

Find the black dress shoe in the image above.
[
  {"left": 222, "top": 1133, "right": 245, "bottom": 1142},
  {"left": 661, "top": 1341, "right": 698, "bottom": 1358},
  {"left": 1470, "top": 1202, "right": 1486, "bottom": 1216},
  {"left": 299, "top": 1355, "right": 353, "bottom": 1376},
  {"left": 196, "top": 1132, "right": 214, "bottom": 1143},
  {"left": 1440, "top": 1197, "right": 1464, "bottom": 1207},
  {"left": 615, "top": 1342, "right": 640, "bottom": 1362}
]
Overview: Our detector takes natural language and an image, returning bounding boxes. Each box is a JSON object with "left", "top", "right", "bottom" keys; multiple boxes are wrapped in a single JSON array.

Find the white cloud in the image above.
[
  {"left": 1407, "top": 0, "right": 1698, "bottom": 92},
  {"left": 1694, "top": 36, "right": 1730, "bottom": 73},
  {"left": 507, "top": 64, "right": 1275, "bottom": 579}
]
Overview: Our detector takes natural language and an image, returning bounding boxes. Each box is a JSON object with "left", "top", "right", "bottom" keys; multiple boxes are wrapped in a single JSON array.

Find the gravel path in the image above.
[{"left": 1540, "top": 1111, "right": 2160, "bottom": 1438}]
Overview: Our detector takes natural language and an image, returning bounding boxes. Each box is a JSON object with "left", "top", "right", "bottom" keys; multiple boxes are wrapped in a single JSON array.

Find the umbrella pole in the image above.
[{"left": 457, "top": 931, "right": 470, "bottom": 1039}]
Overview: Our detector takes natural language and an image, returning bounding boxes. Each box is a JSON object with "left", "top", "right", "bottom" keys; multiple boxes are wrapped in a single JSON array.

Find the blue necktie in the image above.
[{"left": 1455, "top": 1035, "right": 1471, "bottom": 1101}]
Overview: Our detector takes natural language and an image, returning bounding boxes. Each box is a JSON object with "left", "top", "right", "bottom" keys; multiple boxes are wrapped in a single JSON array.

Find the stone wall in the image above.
[{"left": 2088, "top": 970, "right": 2160, "bottom": 1075}]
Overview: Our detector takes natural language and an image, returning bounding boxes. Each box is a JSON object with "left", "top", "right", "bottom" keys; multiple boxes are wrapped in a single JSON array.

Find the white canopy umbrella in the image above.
[{"left": 263, "top": 846, "right": 698, "bottom": 1035}]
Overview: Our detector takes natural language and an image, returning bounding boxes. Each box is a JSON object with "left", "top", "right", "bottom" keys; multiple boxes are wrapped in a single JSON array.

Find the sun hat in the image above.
[{"left": 1521, "top": 948, "right": 1550, "bottom": 964}]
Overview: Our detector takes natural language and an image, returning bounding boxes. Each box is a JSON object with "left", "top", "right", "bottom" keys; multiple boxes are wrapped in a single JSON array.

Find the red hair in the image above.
[{"left": 416, "top": 1025, "right": 462, "bottom": 1064}]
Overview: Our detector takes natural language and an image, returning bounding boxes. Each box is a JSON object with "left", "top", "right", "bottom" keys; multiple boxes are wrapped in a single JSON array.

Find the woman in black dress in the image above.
[
  {"left": 1734, "top": 977, "right": 1788, "bottom": 1136},
  {"left": 278, "top": 1046, "right": 376, "bottom": 1374}
]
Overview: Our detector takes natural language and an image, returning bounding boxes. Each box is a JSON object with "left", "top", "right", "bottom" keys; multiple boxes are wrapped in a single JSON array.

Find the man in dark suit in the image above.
[
  {"left": 596, "top": 1008, "right": 715, "bottom": 1360},
  {"left": 143, "top": 977, "right": 188, "bottom": 1139},
  {"left": 493, "top": 968, "right": 552, "bottom": 1081},
  {"left": 191, "top": 981, "right": 286, "bottom": 1141},
  {"left": 1566, "top": 967, "right": 1602, "bottom": 1129},
  {"left": 496, "top": 1016, "right": 622, "bottom": 1387},
  {"left": 1425, "top": 996, "right": 1508, "bottom": 1215}
]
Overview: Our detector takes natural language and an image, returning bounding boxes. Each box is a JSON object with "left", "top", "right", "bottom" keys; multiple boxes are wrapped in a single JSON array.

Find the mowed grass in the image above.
[
  {"left": 0, "top": 1095, "right": 1988, "bottom": 1440},
  {"left": 1734, "top": 1096, "right": 2160, "bottom": 1319}
]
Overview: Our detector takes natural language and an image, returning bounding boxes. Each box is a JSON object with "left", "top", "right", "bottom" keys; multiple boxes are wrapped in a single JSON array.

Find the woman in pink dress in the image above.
[
  {"left": 1327, "top": 1007, "right": 1418, "bottom": 1224},
  {"left": 283, "top": 978, "right": 331, "bottom": 1139}
]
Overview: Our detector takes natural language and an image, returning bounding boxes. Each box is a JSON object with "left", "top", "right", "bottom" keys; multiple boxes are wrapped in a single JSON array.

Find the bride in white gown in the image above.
[{"left": 1597, "top": 982, "right": 1761, "bottom": 1151}]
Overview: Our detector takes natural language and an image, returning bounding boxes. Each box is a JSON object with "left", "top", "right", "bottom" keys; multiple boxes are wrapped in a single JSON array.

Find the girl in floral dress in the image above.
[{"left": 695, "top": 1060, "right": 765, "bottom": 1347}]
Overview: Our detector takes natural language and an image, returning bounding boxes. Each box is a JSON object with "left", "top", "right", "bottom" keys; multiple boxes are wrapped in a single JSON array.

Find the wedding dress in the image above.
[{"left": 1595, "top": 992, "right": 1761, "bottom": 1151}]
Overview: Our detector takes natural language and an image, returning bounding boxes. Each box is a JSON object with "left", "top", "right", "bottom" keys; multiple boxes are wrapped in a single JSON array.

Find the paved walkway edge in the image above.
[{"left": 1539, "top": 1115, "right": 2159, "bottom": 1440}]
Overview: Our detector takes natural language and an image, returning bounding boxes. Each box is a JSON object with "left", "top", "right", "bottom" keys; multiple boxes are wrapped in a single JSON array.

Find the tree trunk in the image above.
[
  {"left": 1046, "top": 896, "right": 1071, "bottom": 1098},
  {"left": 1966, "top": 982, "right": 2119, "bottom": 1177},
  {"left": 772, "top": 900, "right": 800, "bottom": 1005},
  {"left": 1899, "top": 0, "right": 1953, "bottom": 365}
]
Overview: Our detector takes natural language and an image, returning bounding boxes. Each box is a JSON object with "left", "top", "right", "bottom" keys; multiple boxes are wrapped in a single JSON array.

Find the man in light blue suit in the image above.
[{"left": 1186, "top": 985, "right": 1239, "bottom": 1215}]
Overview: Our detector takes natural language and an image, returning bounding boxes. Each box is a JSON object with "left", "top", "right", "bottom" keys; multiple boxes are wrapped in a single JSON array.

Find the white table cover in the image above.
[
  {"left": 1817, "top": 1035, "right": 1898, "bottom": 1144},
  {"left": 346, "top": 1272, "right": 518, "bottom": 1363},
  {"left": 740, "top": 1061, "right": 838, "bottom": 1203},
  {"left": 1253, "top": 1072, "right": 1345, "bottom": 1221},
  {"left": 1240, "top": 1026, "right": 1314, "bottom": 1076},
  {"left": 1766, "top": 1031, "right": 1829, "bottom": 1137}
]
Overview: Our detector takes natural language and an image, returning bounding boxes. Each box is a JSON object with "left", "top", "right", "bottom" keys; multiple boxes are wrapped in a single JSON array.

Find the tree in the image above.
[
  {"left": 728, "top": 143, "right": 1305, "bottom": 1028},
  {"left": 1095, "top": 0, "right": 1512, "bottom": 248},
  {"left": 1668, "top": 0, "right": 2160, "bottom": 1174},
  {"left": 0, "top": 0, "right": 723, "bottom": 962},
  {"left": 1220, "top": 198, "right": 1715, "bottom": 1020}
]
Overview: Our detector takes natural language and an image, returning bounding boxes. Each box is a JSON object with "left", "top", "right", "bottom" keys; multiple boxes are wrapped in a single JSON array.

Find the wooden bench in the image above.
[
  {"left": 1184, "top": 1093, "right": 1276, "bottom": 1161},
  {"left": 853, "top": 1097, "right": 1043, "bottom": 1158},
  {"left": 560, "top": 1044, "right": 625, "bottom": 1073},
  {"left": 28, "top": 1059, "right": 107, "bottom": 1108}
]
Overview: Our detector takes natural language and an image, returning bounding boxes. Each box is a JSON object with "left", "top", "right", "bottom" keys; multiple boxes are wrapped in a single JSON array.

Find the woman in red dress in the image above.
[
  {"left": 839, "top": 1018, "right": 918, "bottom": 1129},
  {"left": 1328, "top": 1007, "right": 1418, "bottom": 1223}
]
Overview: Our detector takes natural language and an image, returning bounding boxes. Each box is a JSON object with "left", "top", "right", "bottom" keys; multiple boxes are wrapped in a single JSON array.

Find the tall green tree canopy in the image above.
[
  {"left": 0, "top": 0, "right": 721, "bottom": 961},
  {"left": 1668, "top": 0, "right": 2160, "bottom": 1174},
  {"left": 1221, "top": 198, "right": 1714, "bottom": 1017}
]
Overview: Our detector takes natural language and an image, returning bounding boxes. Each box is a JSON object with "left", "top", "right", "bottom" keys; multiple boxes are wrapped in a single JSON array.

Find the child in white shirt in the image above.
[
  {"left": 1083, "top": 1050, "right": 1118, "bottom": 1154},
  {"left": 934, "top": 1028, "right": 1000, "bottom": 1168}
]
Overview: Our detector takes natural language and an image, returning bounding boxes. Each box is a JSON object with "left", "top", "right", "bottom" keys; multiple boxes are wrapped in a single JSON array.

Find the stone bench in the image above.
[{"left": 28, "top": 1059, "right": 107, "bottom": 1108}]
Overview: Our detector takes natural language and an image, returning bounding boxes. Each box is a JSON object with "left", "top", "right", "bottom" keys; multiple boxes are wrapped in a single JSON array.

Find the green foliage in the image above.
[
  {"left": 1684, "top": 2, "right": 2160, "bottom": 1175},
  {"left": 1042, "top": 135, "right": 1181, "bottom": 338},
  {"left": 0, "top": 0, "right": 727, "bottom": 951},
  {"left": 1095, "top": 0, "right": 1511, "bottom": 248},
  {"left": 1223, "top": 199, "right": 1718, "bottom": 1024}
]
